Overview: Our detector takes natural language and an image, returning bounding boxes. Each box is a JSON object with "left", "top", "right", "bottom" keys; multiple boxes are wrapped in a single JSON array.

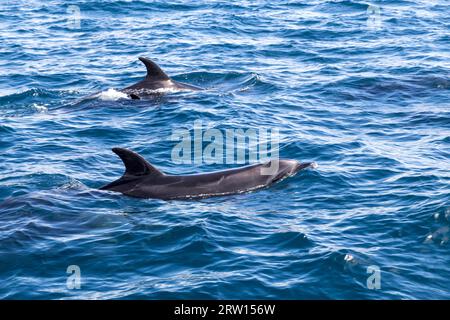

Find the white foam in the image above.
[
  {"left": 310, "top": 162, "right": 319, "bottom": 169},
  {"left": 97, "top": 88, "right": 129, "bottom": 101},
  {"left": 152, "top": 87, "right": 180, "bottom": 93},
  {"left": 31, "top": 104, "right": 48, "bottom": 113},
  {"left": 132, "top": 87, "right": 182, "bottom": 94},
  {"left": 344, "top": 254, "right": 354, "bottom": 262}
]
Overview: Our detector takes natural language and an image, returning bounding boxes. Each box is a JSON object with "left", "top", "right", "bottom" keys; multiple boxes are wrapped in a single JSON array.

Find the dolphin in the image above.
[
  {"left": 100, "top": 148, "right": 316, "bottom": 200},
  {"left": 121, "top": 57, "right": 203, "bottom": 99}
]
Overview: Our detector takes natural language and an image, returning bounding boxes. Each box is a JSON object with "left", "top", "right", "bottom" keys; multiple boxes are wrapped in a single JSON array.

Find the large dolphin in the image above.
[
  {"left": 100, "top": 148, "right": 316, "bottom": 200},
  {"left": 122, "top": 57, "right": 203, "bottom": 99}
]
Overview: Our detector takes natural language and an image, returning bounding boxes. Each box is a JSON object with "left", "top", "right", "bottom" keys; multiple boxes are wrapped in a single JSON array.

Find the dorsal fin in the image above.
[
  {"left": 138, "top": 57, "right": 170, "bottom": 81},
  {"left": 112, "top": 148, "right": 164, "bottom": 177}
]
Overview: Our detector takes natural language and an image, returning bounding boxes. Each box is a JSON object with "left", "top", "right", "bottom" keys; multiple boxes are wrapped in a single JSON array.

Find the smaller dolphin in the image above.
[
  {"left": 122, "top": 57, "right": 203, "bottom": 99},
  {"left": 100, "top": 148, "right": 316, "bottom": 200}
]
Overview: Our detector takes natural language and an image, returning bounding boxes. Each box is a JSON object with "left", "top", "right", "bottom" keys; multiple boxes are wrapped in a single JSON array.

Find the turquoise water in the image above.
[{"left": 0, "top": 0, "right": 449, "bottom": 299}]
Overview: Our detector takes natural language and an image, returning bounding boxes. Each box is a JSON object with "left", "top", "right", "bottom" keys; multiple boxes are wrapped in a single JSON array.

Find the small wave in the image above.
[
  {"left": 0, "top": 88, "right": 53, "bottom": 104},
  {"left": 187, "top": 71, "right": 276, "bottom": 94},
  {"left": 58, "top": 178, "right": 88, "bottom": 191},
  {"left": 309, "top": 162, "right": 319, "bottom": 169}
]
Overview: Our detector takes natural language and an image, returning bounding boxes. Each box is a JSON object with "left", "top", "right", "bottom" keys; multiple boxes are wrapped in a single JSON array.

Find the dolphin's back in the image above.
[{"left": 145, "top": 164, "right": 269, "bottom": 199}]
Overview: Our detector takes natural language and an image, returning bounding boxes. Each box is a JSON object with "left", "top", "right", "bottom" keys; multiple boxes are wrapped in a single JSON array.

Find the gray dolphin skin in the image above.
[
  {"left": 100, "top": 148, "right": 316, "bottom": 200},
  {"left": 122, "top": 57, "right": 203, "bottom": 99}
]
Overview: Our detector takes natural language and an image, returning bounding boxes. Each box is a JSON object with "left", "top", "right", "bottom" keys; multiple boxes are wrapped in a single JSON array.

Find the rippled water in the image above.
[{"left": 0, "top": 0, "right": 449, "bottom": 299}]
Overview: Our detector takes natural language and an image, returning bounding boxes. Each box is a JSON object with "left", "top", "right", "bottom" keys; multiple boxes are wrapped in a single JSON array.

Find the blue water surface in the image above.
[{"left": 0, "top": 0, "right": 449, "bottom": 299}]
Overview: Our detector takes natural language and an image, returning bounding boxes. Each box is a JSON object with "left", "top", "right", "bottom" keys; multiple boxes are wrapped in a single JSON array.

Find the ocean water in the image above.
[{"left": 0, "top": 0, "right": 449, "bottom": 300}]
